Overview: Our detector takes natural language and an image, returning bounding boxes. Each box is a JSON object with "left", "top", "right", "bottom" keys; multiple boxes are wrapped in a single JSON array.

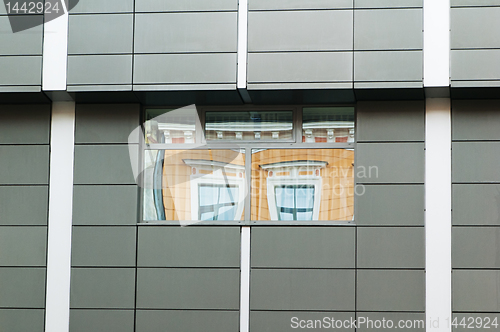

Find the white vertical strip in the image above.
[
  {"left": 423, "top": 0, "right": 450, "bottom": 87},
  {"left": 237, "top": 0, "right": 248, "bottom": 90},
  {"left": 425, "top": 98, "right": 452, "bottom": 332},
  {"left": 45, "top": 101, "right": 76, "bottom": 332},
  {"left": 240, "top": 226, "right": 251, "bottom": 332},
  {"left": 42, "top": 3, "right": 69, "bottom": 91}
]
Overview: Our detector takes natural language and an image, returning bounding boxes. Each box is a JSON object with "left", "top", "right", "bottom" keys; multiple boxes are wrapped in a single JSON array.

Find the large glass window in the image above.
[{"left": 142, "top": 106, "right": 355, "bottom": 224}]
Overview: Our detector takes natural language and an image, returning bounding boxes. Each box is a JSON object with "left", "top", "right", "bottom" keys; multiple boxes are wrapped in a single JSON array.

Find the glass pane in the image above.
[
  {"left": 141, "top": 149, "right": 245, "bottom": 223},
  {"left": 205, "top": 111, "right": 293, "bottom": 141},
  {"left": 302, "top": 107, "right": 355, "bottom": 143},
  {"left": 252, "top": 149, "right": 354, "bottom": 221},
  {"left": 144, "top": 107, "right": 199, "bottom": 144}
]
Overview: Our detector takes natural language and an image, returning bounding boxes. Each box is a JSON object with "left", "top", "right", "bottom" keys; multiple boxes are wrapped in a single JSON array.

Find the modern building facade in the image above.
[{"left": 0, "top": 0, "right": 499, "bottom": 331}]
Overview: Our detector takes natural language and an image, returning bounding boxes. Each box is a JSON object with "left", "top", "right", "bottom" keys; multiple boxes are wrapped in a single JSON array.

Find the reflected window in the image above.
[
  {"left": 302, "top": 107, "right": 354, "bottom": 143},
  {"left": 205, "top": 111, "right": 293, "bottom": 141},
  {"left": 199, "top": 184, "right": 239, "bottom": 220},
  {"left": 252, "top": 149, "right": 354, "bottom": 221},
  {"left": 275, "top": 185, "right": 315, "bottom": 221},
  {"left": 144, "top": 107, "right": 199, "bottom": 144},
  {"left": 142, "top": 149, "right": 245, "bottom": 222}
]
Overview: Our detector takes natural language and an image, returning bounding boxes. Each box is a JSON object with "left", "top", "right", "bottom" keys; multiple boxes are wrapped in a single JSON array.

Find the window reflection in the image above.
[
  {"left": 302, "top": 107, "right": 355, "bottom": 143},
  {"left": 275, "top": 185, "right": 315, "bottom": 221},
  {"left": 205, "top": 111, "right": 293, "bottom": 141},
  {"left": 252, "top": 149, "right": 354, "bottom": 221},
  {"left": 142, "top": 149, "right": 245, "bottom": 222},
  {"left": 144, "top": 108, "right": 198, "bottom": 144},
  {"left": 199, "top": 184, "right": 239, "bottom": 221}
]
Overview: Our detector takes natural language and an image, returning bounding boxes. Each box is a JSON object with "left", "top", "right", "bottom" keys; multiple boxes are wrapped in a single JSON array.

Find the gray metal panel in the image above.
[
  {"left": 357, "top": 227, "right": 425, "bottom": 268},
  {"left": 451, "top": 50, "right": 500, "bottom": 81},
  {"left": 452, "top": 227, "right": 500, "bottom": 268},
  {"left": 250, "top": 269, "right": 355, "bottom": 310},
  {"left": 247, "top": 52, "right": 352, "bottom": 83},
  {"left": 71, "top": 227, "right": 136, "bottom": 267},
  {"left": 0, "top": 268, "right": 46, "bottom": 308},
  {"left": 354, "top": 51, "right": 423, "bottom": 82},
  {"left": 69, "top": 310, "right": 134, "bottom": 332},
  {"left": 452, "top": 142, "right": 500, "bottom": 183},
  {"left": 136, "top": 310, "right": 239, "bottom": 332},
  {"left": 452, "top": 313, "right": 500, "bottom": 332},
  {"left": 135, "top": 13, "right": 237, "bottom": 53},
  {"left": 75, "top": 104, "right": 140, "bottom": 144},
  {"left": 0, "top": 16, "right": 43, "bottom": 55},
  {"left": 248, "top": 11, "right": 353, "bottom": 52},
  {"left": 0, "top": 145, "right": 49, "bottom": 185},
  {"left": 133, "top": 54, "right": 237, "bottom": 84},
  {"left": 73, "top": 145, "right": 137, "bottom": 185},
  {"left": 0, "top": 56, "right": 41, "bottom": 86},
  {"left": 69, "top": 0, "right": 134, "bottom": 13},
  {"left": 354, "top": 9, "right": 422, "bottom": 50},
  {"left": 452, "top": 100, "right": 500, "bottom": 141},
  {"left": 355, "top": 0, "right": 422, "bottom": 8},
  {"left": 251, "top": 227, "right": 355, "bottom": 268},
  {"left": 0, "top": 309, "right": 44, "bottom": 332},
  {"left": 357, "top": 101, "right": 425, "bottom": 142},
  {"left": 356, "top": 185, "right": 424, "bottom": 225},
  {"left": 0, "top": 186, "right": 48, "bottom": 226},
  {"left": 251, "top": 311, "right": 356, "bottom": 332},
  {"left": 356, "top": 143, "right": 424, "bottom": 184},
  {"left": 0, "top": 227, "right": 46, "bottom": 266},
  {"left": 249, "top": 0, "right": 352, "bottom": 10},
  {"left": 451, "top": 8, "right": 500, "bottom": 49},
  {"left": 0, "top": 105, "right": 50, "bottom": 144},
  {"left": 356, "top": 313, "right": 425, "bottom": 332},
  {"left": 70, "top": 268, "right": 136, "bottom": 309},
  {"left": 453, "top": 184, "right": 500, "bottom": 225},
  {"left": 137, "top": 227, "right": 240, "bottom": 268},
  {"left": 357, "top": 270, "right": 425, "bottom": 311},
  {"left": 68, "top": 14, "right": 133, "bottom": 54},
  {"left": 67, "top": 55, "right": 133, "bottom": 85},
  {"left": 136, "top": 268, "right": 240, "bottom": 309},
  {"left": 72, "top": 185, "right": 138, "bottom": 225},
  {"left": 451, "top": 0, "right": 500, "bottom": 6},
  {"left": 135, "top": 0, "right": 238, "bottom": 12},
  {"left": 453, "top": 270, "right": 500, "bottom": 311}
]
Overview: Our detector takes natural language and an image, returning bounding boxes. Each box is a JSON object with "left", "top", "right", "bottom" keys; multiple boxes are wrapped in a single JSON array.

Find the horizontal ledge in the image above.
[
  {"left": 133, "top": 84, "right": 236, "bottom": 91},
  {"left": 248, "top": 82, "right": 353, "bottom": 90}
]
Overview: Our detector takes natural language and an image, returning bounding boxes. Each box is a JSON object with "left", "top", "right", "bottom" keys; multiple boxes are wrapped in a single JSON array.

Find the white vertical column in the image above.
[
  {"left": 425, "top": 98, "right": 452, "bottom": 332},
  {"left": 237, "top": 0, "right": 251, "bottom": 103},
  {"left": 45, "top": 101, "right": 76, "bottom": 332},
  {"left": 240, "top": 226, "right": 251, "bottom": 332},
  {"left": 423, "top": 0, "right": 450, "bottom": 87},
  {"left": 42, "top": 1, "right": 69, "bottom": 91},
  {"left": 237, "top": 0, "right": 248, "bottom": 90}
]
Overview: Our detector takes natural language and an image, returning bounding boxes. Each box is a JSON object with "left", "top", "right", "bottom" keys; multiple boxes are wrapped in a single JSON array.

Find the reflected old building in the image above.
[{"left": 142, "top": 106, "right": 354, "bottom": 223}]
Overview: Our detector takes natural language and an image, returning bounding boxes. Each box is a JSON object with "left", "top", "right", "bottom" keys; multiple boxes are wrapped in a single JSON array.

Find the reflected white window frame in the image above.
[
  {"left": 183, "top": 159, "right": 245, "bottom": 222},
  {"left": 203, "top": 108, "right": 296, "bottom": 143},
  {"left": 261, "top": 160, "right": 327, "bottom": 221}
]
